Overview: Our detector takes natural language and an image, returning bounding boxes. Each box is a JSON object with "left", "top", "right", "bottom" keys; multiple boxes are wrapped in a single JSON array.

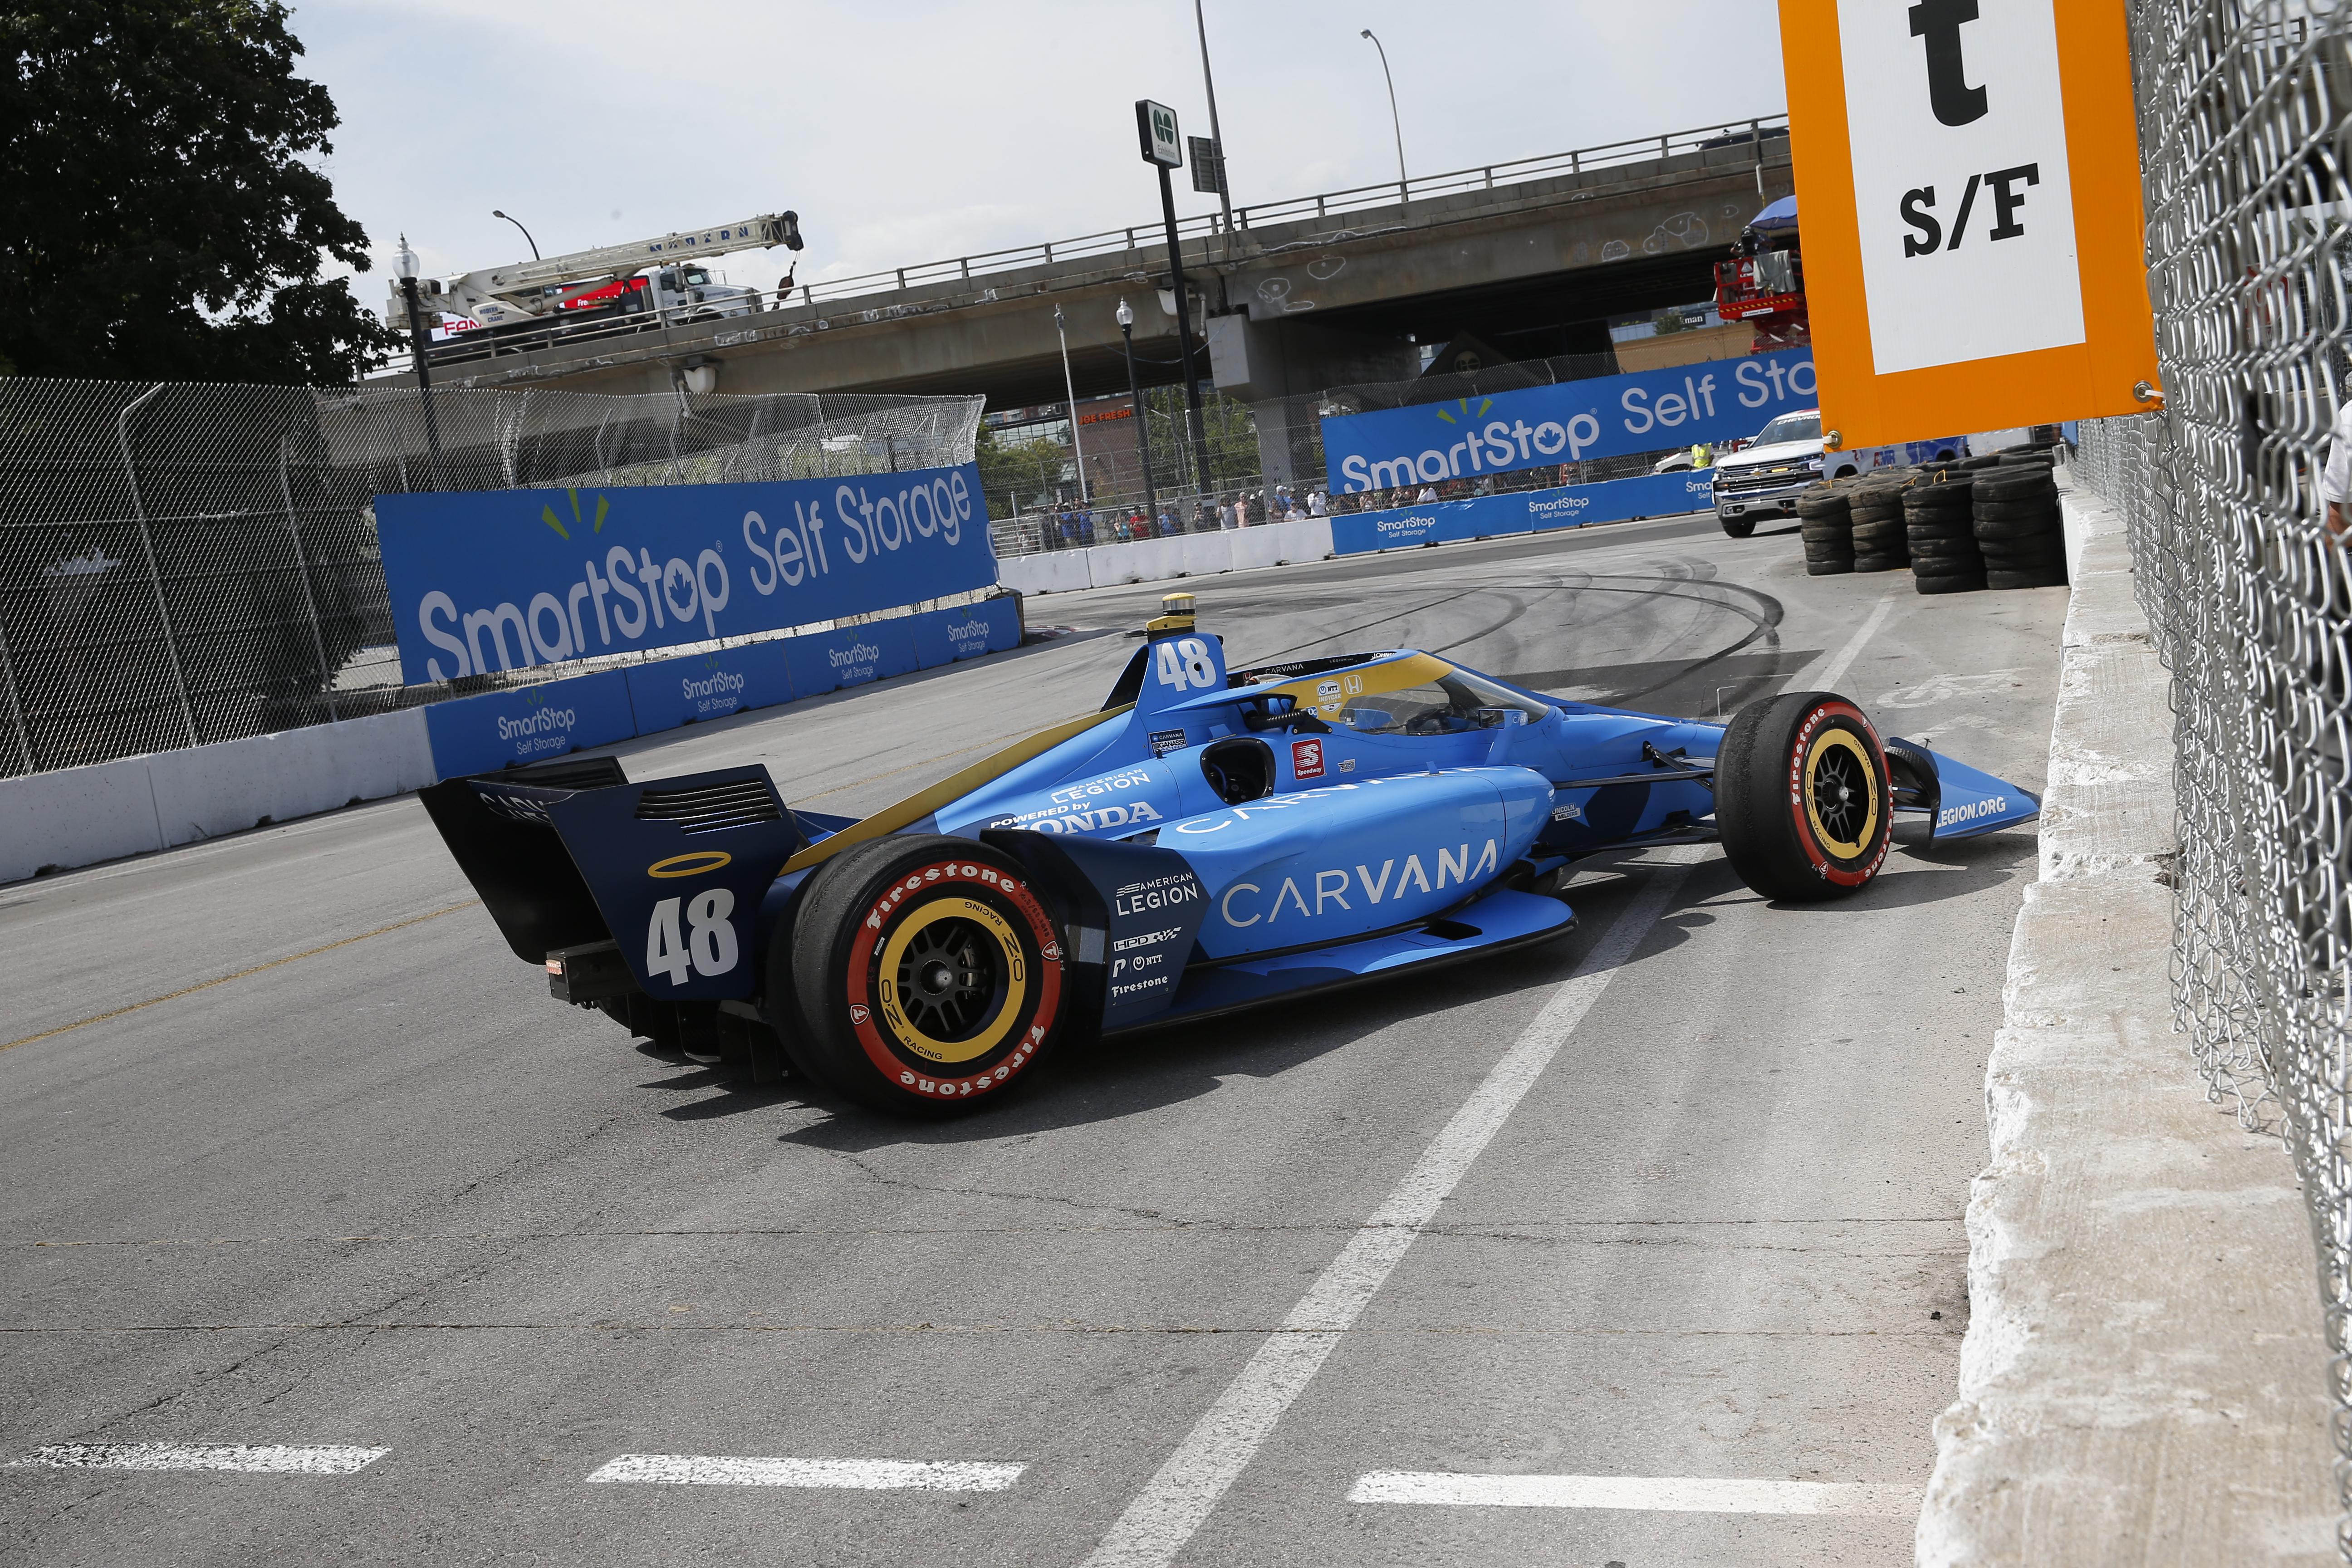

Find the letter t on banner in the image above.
[{"left": 1779, "top": 0, "right": 2160, "bottom": 449}]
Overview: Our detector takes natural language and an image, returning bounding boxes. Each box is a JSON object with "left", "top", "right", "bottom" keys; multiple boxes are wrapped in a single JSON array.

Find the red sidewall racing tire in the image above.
[
  {"left": 1717, "top": 691, "right": 1895, "bottom": 902},
  {"left": 786, "top": 835, "right": 1066, "bottom": 1114}
]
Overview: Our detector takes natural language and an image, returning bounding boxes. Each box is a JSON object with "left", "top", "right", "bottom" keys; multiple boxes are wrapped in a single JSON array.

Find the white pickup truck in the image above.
[{"left": 1709, "top": 409, "right": 1965, "bottom": 537}]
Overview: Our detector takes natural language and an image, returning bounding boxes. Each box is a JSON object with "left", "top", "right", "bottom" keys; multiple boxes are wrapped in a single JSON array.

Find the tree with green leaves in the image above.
[
  {"left": 0, "top": 1, "right": 393, "bottom": 382},
  {"left": 976, "top": 420, "right": 1075, "bottom": 519}
]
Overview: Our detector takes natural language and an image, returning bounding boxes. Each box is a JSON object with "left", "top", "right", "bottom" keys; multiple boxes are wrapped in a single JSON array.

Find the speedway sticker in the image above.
[{"left": 1292, "top": 738, "right": 1327, "bottom": 779}]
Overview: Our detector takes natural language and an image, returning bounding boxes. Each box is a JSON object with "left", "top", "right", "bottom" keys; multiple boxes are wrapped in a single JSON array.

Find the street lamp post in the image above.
[
  {"left": 1135, "top": 100, "right": 1219, "bottom": 517},
  {"left": 491, "top": 209, "right": 540, "bottom": 259},
  {"left": 1116, "top": 299, "right": 1157, "bottom": 530},
  {"left": 1194, "top": 0, "right": 1235, "bottom": 237},
  {"left": 1055, "top": 305, "right": 1090, "bottom": 504},
  {"left": 1360, "top": 30, "right": 1408, "bottom": 202},
  {"left": 393, "top": 235, "right": 447, "bottom": 489}
]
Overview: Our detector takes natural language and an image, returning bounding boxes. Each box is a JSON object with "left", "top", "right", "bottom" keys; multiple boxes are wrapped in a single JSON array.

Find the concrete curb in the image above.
[{"left": 1915, "top": 470, "right": 2337, "bottom": 1564}]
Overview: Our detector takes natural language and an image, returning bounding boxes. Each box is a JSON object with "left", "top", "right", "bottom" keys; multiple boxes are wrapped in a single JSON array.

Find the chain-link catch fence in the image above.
[
  {"left": 2071, "top": 2, "right": 2352, "bottom": 1554},
  {"left": 0, "top": 378, "right": 980, "bottom": 779}
]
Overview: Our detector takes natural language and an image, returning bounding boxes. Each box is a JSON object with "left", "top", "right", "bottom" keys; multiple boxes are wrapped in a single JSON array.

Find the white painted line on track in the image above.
[
  {"left": 5, "top": 1443, "right": 386, "bottom": 1475},
  {"left": 1789, "top": 588, "right": 1900, "bottom": 697},
  {"left": 584, "top": 1454, "right": 1026, "bottom": 1491},
  {"left": 1348, "top": 1471, "right": 1922, "bottom": 1515},
  {"left": 1081, "top": 853, "right": 1701, "bottom": 1568}
]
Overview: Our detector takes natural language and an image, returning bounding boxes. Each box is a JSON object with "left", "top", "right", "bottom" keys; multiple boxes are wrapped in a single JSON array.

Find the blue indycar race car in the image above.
[{"left": 422, "top": 594, "right": 2040, "bottom": 1115}]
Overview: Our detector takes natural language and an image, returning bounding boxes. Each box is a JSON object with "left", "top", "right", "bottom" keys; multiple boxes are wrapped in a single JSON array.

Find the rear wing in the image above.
[{"left": 419, "top": 758, "right": 804, "bottom": 1000}]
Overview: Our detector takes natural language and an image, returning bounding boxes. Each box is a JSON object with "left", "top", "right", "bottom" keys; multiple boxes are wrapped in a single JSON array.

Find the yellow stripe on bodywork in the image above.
[
  {"left": 779, "top": 704, "right": 1135, "bottom": 876},
  {"left": 1258, "top": 652, "right": 1456, "bottom": 719}
]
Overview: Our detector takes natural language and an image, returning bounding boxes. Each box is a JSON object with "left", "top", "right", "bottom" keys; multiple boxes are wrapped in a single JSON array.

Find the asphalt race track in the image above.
[{"left": 0, "top": 513, "right": 2066, "bottom": 1567}]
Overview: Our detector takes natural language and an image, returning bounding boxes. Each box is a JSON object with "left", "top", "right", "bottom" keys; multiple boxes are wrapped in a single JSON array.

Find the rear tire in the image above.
[
  {"left": 1716, "top": 691, "right": 1894, "bottom": 902},
  {"left": 782, "top": 835, "right": 1067, "bottom": 1115}
]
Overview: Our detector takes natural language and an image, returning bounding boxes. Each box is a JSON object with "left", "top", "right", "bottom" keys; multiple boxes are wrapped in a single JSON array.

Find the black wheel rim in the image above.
[
  {"left": 893, "top": 916, "right": 1005, "bottom": 1042},
  {"left": 1812, "top": 744, "right": 1870, "bottom": 847}
]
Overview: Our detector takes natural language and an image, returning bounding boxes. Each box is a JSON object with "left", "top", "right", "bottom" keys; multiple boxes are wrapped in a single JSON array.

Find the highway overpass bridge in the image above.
[{"left": 400, "top": 119, "right": 1794, "bottom": 486}]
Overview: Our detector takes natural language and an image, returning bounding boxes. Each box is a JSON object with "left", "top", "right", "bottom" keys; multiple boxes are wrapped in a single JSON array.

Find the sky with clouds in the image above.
[{"left": 294, "top": 0, "right": 1787, "bottom": 318}]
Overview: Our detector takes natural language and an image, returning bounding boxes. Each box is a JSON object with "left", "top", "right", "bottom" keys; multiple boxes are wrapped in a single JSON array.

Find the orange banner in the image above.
[{"left": 1779, "top": 0, "right": 2160, "bottom": 449}]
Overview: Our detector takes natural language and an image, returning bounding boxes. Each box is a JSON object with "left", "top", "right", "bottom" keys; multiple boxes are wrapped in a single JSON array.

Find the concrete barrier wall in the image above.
[
  {"left": 1916, "top": 465, "right": 2336, "bottom": 1563},
  {"left": 998, "top": 549, "right": 1091, "bottom": 595},
  {"left": 997, "top": 519, "right": 1338, "bottom": 596},
  {"left": 147, "top": 708, "right": 437, "bottom": 847},
  {"left": 0, "top": 598, "right": 1025, "bottom": 886},
  {"left": 0, "top": 707, "right": 435, "bottom": 885},
  {"left": 994, "top": 476, "right": 1717, "bottom": 598}
]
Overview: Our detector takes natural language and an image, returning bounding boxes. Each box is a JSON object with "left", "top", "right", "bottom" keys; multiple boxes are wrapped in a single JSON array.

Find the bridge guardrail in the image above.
[{"left": 416, "top": 116, "right": 1789, "bottom": 373}]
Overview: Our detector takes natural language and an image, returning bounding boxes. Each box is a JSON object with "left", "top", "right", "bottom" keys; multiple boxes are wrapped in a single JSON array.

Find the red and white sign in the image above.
[{"left": 1291, "top": 739, "right": 1325, "bottom": 780}]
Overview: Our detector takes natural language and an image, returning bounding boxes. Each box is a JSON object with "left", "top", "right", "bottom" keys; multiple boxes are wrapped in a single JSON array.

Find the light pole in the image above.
[
  {"left": 1135, "top": 100, "right": 1218, "bottom": 514},
  {"left": 393, "top": 235, "right": 447, "bottom": 489},
  {"left": 1194, "top": 0, "right": 1235, "bottom": 236},
  {"left": 1360, "top": 30, "right": 1408, "bottom": 202},
  {"left": 491, "top": 209, "right": 539, "bottom": 259},
  {"left": 1117, "top": 299, "right": 1157, "bottom": 530},
  {"left": 1055, "top": 305, "right": 1090, "bottom": 504}
]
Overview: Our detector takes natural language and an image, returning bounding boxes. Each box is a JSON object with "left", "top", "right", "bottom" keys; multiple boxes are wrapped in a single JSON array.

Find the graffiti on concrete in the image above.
[{"left": 1642, "top": 212, "right": 1711, "bottom": 253}]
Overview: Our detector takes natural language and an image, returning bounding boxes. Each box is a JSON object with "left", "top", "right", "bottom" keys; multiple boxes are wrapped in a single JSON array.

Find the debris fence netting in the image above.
[
  {"left": 2075, "top": 2, "right": 2352, "bottom": 1554},
  {"left": 0, "top": 379, "right": 980, "bottom": 778}
]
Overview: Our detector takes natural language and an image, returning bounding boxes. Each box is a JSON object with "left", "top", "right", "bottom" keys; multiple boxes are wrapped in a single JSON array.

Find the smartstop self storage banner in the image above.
[
  {"left": 377, "top": 464, "right": 994, "bottom": 685},
  {"left": 1320, "top": 349, "right": 1818, "bottom": 493},
  {"left": 1329, "top": 469, "right": 1717, "bottom": 554}
]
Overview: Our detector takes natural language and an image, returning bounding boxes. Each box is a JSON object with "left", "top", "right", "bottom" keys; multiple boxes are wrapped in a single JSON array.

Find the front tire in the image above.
[
  {"left": 783, "top": 835, "right": 1068, "bottom": 1114},
  {"left": 1716, "top": 691, "right": 1894, "bottom": 901},
  {"left": 1720, "top": 514, "right": 1757, "bottom": 538}
]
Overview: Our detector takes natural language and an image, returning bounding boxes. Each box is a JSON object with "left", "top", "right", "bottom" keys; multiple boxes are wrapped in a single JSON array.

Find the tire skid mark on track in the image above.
[
  {"left": 1457, "top": 569, "right": 1787, "bottom": 710},
  {"left": 0, "top": 901, "right": 481, "bottom": 1058},
  {"left": 1242, "top": 583, "right": 1522, "bottom": 663},
  {"left": 1224, "top": 559, "right": 1790, "bottom": 719},
  {"left": 0, "top": 1319, "right": 1922, "bottom": 1338},
  {"left": 6, "top": 1213, "right": 1966, "bottom": 1250}
]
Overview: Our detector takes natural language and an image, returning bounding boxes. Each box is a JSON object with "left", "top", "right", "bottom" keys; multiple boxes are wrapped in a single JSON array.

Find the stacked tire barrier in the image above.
[
  {"left": 1799, "top": 487, "right": 1854, "bottom": 575},
  {"left": 1848, "top": 474, "right": 1911, "bottom": 571},
  {"left": 1905, "top": 468, "right": 1987, "bottom": 595},
  {"left": 1972, "top": 454, "right": 2068, "bottom": 590}
]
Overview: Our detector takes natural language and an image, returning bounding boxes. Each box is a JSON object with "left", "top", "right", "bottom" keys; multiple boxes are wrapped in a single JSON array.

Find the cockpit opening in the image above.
[{"left": 1200, "top": 737, "right": 1275, "bottom": 805}]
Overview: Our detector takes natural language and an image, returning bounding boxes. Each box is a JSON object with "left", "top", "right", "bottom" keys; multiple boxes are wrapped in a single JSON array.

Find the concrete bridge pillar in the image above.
[{"left": 1206, "top": 314, "right": 1418, "bottom": 494}]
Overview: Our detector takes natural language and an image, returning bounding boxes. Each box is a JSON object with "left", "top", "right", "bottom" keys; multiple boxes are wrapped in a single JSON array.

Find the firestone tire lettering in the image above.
[{"left": 841, "top": 858, "right": 1062, "bottom": 1104}]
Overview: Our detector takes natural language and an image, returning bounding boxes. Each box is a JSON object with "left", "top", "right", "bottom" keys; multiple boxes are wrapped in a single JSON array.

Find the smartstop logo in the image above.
[
  {"left": 1526, "top": 493, "right": 1591, "bottom": 524},
  {"left": 683, "top": 668, "right": 747, "bottom": 715},
  {"left": 828, "top": 642, "right": 881, "bottom": 670},
  {"left": 496, "top": 704, "right": 576, "bottom": 759},
  {"left": 1373, "top": 514, "right": 1440, "bottom": 535},
  {"left": 683, "top": 670, "right": 746, "bottom": 699},
  {"left": 945, "top": 617, "right": 989, "bottom": 651}
]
